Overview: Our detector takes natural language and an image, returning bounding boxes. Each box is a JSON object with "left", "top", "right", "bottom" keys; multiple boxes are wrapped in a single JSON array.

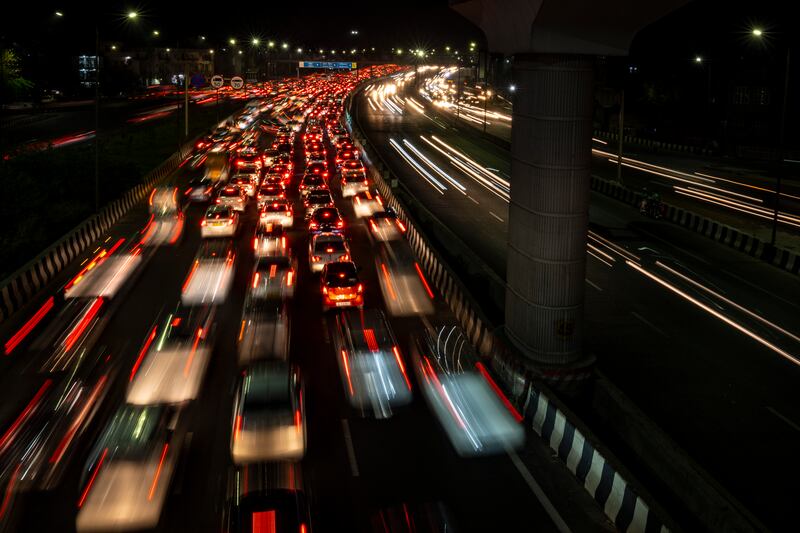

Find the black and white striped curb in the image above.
[
  {"left": 0, "top": 140, "right": 193, "bottom": 324},
  {"left": 344, "top": 90, "right": 673, "bottom": 533},
  {"left": 590, "top": 174, "right": 800, "bottom": 276},
  {"left": 594, "top": 130, "right": 713, "bottom": 157}
]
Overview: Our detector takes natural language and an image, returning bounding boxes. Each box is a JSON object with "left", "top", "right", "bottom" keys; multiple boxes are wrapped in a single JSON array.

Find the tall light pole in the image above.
[{"left": 753, "top": 27, "right": 791, "bottom": 246}]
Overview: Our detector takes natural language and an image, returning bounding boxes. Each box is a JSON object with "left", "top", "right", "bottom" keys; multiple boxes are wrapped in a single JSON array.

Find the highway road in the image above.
[
  {"left": 356, "top": 72, "right": 800, "bottom": 531},
  {"left": 420, "top": 67, "right": 800, "bottom": 253},
  {"left": 0, "top": 71, "right": 609, "bottom": 532}
]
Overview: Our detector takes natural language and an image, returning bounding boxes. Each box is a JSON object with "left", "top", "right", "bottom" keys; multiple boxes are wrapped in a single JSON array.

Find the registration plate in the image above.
[{"left": 335, "top": 302, "right": 351, "bottom": 307}]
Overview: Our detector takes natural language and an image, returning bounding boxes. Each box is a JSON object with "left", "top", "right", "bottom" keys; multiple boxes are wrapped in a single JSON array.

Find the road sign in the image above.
[
  {"left": 230, "top": 76, "right": 244, "bottom": 89},
  {"left": 298, "top": 61, "right": 356, "bottom": 70},
  {"left": 191, "top": 73, "right": 205, "bottom": 88},
  {"left": 210, "top": 75, "right": 224, "bottom": 89}
]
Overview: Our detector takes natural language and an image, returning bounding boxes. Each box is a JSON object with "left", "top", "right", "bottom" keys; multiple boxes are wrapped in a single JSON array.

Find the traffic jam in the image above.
[{"left": 0, "top": 66, "right": 524, "bottom": 532}]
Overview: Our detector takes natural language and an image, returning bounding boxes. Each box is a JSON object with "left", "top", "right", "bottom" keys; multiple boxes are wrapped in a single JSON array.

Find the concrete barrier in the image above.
[{"left": 0, "top": 140, "right": 192, "bottom": 324}]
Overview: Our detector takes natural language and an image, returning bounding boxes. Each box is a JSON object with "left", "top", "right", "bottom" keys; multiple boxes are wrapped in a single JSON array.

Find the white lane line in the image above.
[
  {"left": 467, "top": 195, "right": 480, "bottom": 205},
  {"left": 341, "top": 419, "right": 360, "bottom": 477},
  {"left": 506, "top": 447, "right": 572, "bottom": 533},
  {"left": 631, "top": 311, "right": 669, "bottom": 338},
  {"left": 766, "top": 406, "right": 800, "bottom": 433},
  {"left": 489, "top": 211, "right": 504, "bottom": 223},
  {"left": 585, "top": 278, "right": 603, "bottom": 292}
]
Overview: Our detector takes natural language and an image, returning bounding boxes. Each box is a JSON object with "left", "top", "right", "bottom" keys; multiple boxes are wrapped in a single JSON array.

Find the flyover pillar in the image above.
[{"left": 505, "top": 54, "right": 594, "bottom": 368}]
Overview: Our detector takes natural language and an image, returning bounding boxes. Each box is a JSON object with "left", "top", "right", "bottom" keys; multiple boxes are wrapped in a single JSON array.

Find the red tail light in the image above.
[
  {"left": 336, "top": 220, "right": 344, "bottom": 228},
  {"left": 322, "top": 286, "right": 328, "bottom": 294},
  {"left": 357, "top": 283, "right": 363, "bottom": 294},
  {"left": 253, "top": 238, "right": 258, "bottom": 250},
  {"left": 216, "top": 198, "right": 221, "bottom": 204},
  {"left": 201, "top": 220, "right": 207, "bottom": 226},
  {"left": 312, "top": 255, "right": 321, "bottom": 261}
]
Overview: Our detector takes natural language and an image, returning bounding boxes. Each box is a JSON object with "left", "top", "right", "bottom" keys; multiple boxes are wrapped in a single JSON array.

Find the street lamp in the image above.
[
  {"left": 55, "top": 11, "right": 64, "bottom": 17},
  {"left": 229, "top": 38, "right": 236, "bottom": 45},
  {"left": 252, "top": 38, "right": 260, "bottom": 46},
  {"left": 281, "top": 43, "right": 289, "bottom": 50},
  {"left": 127, "top": 11, "right": 138, "bottom": 19},
  {"left": 694, "top": 55, "right": 703, "bottom": 63},
  {"left": 752, "top": 28, "right": 763, "bottom": 37},
  {"left": 153, "top": 30, "right": 159, "bottom": 36},
  {"left": 209, "top": 49, "right": 214, "bottom": 54},
  {"left": 509, "top": 84, "right": 516, "bottom": 92},
  {"left": 200, "top": 35, "right": 206, "bottom": 41},
  {"left": 268, "top": 41, "right": 275, "bottom": 48},
  {"left": 296, "top": 47, "right": 303, "bottom": 53}
]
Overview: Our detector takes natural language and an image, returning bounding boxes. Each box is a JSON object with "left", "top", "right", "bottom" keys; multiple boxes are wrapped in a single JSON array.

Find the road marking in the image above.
[
  {"left": 766, "top": 406, "right": 800, "bottom": 433},
  {"left": 631, "top": 311, "right": 669, "bottom": 338},
  {"left": 506, "top": 447, "right": 571, "bottom": 533},
  {"left": 585, "top": 278, "right": 603, "bottom": 292},
  {"left": 341, "top": 419, "right": 360, "bottom": 477},
  {"left": 467, "top": 195, "right": 479, "bottom": 205},
  {"left": 489, "top": 211, "right": 504, "bottom": 223}
]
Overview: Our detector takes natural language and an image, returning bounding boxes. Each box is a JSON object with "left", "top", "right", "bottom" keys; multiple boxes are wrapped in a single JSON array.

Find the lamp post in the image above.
[{"left": 752, "top": 27, "right": 791, "bottom": 246}]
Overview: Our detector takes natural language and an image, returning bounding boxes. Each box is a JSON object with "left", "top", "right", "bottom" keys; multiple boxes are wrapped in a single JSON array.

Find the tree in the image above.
[{"left": 1, "top": 49, "right": 34, "bottom": 102}]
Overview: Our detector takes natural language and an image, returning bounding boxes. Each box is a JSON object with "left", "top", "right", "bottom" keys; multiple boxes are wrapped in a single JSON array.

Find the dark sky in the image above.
[{"left": 2, "top": 1, "right": 484, "bottom": 53}]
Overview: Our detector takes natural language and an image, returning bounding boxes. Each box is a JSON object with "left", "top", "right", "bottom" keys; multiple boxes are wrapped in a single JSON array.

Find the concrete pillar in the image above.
[{"left": 505, "top": 54, "right": 594, "bottom": 366}]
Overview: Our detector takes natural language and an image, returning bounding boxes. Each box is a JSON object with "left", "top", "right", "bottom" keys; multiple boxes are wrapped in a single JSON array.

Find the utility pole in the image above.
[
  {"left": 94, "top": 25, "right": 100, "bottom": 212},
  {"left": 184, "top": 66, "right": 189, "bottom": 138},
  {"left": 771, "top": 47, "right": 791, "bottom": 246},
  {"left": 617, "top": 89, "right": 625, "bottom": 185}
]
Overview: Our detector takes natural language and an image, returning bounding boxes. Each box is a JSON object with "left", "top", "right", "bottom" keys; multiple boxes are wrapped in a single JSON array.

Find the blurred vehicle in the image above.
[
  {"left": 298, "top": 174, "right": 328, "bottom": 199},
  {"left": 238, "top": 299, "right": 291, "bottom": 365},
  {"left": 75, "top": 405, "right": 178, "bottom": 532},
  {"left": 250, "top": 256, "right": 296, "bottom": 301},
  {"left": 262, "top": 149, "right": 279, "bottom": 167},
  {"left": 260, "top": 202, "right": 294, "bottom": 228},
  {"left": 254, "top": 223, "right": 288, "bottom": 258},
  {"left": 303, "top": 189, "right": 334, "bottom": 219},
  {"left": 148, "top": 186, "right": 180, "bottom": 216},
  {"left": 411, "top": 325, "right": 525, "bottom": 457},
  {"left": 352, "top": 190, "right": 383, "bottom": 218},
  {"left": 268, "top": 163, "right": 293, "bottom": 183},
  {"left": 185, "top": 175, "right": 216, "bottom": 202},
  {"left": 127, "top": 304, "right": 215, "bottom": 405},
  {"left": 332, "top": 309, "right": 412, "bottom": 418},
  {"left": 369, "top": 502, "right": 457, "bottom": 533},
  {"left": 141, "top": 211, "right": 185, "bottom": 247},
  {"left": 231, "top": 362, "right": 306, "bottom": 463},
  {"left": 216, "top": 185, "right": 247, "bottom": 212},
  {"left": 341, "top": 166, "right": 368, "bottom": 198},
  {"left": 305, "top": 161, "right": 328, "bottom": 177},
  {"left": 321, "top": 262, "right": 363, "bottom": 310},
  {"left": 221, "top": 463, "right": 311, "bottom": 533},
  {"left": 257, "top": 184, "right": 286, "bottom": 208},
  {"left": 335, "top": 148, "right": 359, "bottom": 168},
  {"left": 235, "top": 148, "right": 263, "bottom": 171},
  {"left": 201, "top": 204, "right": 239, "bottom": 238},
  {"left": 368, "top": 208, "right": 406, "bottom": 241},
  {"left": 182, "top": 240, "right": 235, "bottom": 305},
  {"left": 230, "top": 174, "right": 258, "bottom": 197},
  {"left": 375, "top": 240, "right": 435, "bottom": 316},
  {"left": 204, "top": 147, "right": 231, "bottom": 183},
  {"left": 309, "top": 233, "right": 350, "bottom": 273},
  {"left": 308, "top": 207, "right": 344, "bottom": 234}
]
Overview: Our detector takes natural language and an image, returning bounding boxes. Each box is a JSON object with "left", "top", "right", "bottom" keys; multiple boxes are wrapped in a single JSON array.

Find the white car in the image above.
[
  {"left": 309, "top": 233, "right": 350, "bottom": 273},
  {"left": 260, "top": 202, "right": 294, "bottom": 228},
  {"left": 76, "top": 406, "right": 177, "bottom": 532},
  {"left": 254, "top": 223, "right": 288, "bottom": 258},
  {"left": 201, "top": 205, "right": 239, "bottom": 238},
  {"left": 216, "top": 186, "right": 247, "bottom": 212},
  {"left": 352, "top": 190, "right": 383, "bottom": 218},
  {"left": 230, "top": 173, "right": 259, "bottom": 197},
  {"left": 341, "top": 169, "right": 369, "bottom": 198},
  {"left": 231, "top": 362, "right": 306, "bottom": 464}
]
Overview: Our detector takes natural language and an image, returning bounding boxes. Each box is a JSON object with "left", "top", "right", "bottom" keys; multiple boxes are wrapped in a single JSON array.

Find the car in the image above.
[
  {"left": 127, "top": 304, "right": 215, "bottom": 405},
  {"left": 185, "top": 175, "right": 216, "bottom": 202},
  {"left": 267, "top": 163, "right": 293, "bottom": 183},
  {"left": 340, "top": 169, "right": 368, "bottom": 198},
  {"left": 411, "top": 325, "right": 525, "bottom": 457},
  {"left": 333, "top": 309, "right": 412, "bottom": 418},
  {"left": 375, "top": 240, "right": 435, "bottom": 316},
  {"left": 238, "top": 300, "right": 291, "bottom": 365},
  {"left": 309, "top": 233, "right": 350, "bottom": 273},
  {"left": 201, "top": 205, "right": 239, "bottom": 238},
  {"left": 260, "top": 202, "right": 294, "bottom": 228},
  {"left": 222, "top": 485, "right": 312, "bottom": 533},
  {"left": 299, "top": 174, "right": 328, "bottom": 199},
  {"left": 308, "top": 207, "right": 344, "bottom": 233},
  {"left": 305, "top": 160, "right": 328, "bottom": 177},
  {"left": 254, "top": 223, "right": 288, "bottom": 258},
  {"left": 230, "top": 173, "right": 259, "bottom": 197},
  {"left": 273, "top": 152, "right": 293, "bottom": 167},
  {"left": 303, "top": 189, "right": 334, "bottom": 219},
  {"left": 275, "top": 142, "right": 293, "bottom": 155},
  {"left": 262, "top": 149, "right": 279, "bottom": 167},
  {"left": 352, "top": 190, "right": 383, "bottom": 218},
  {"left": 216, "top": 185, "right": 247, "bottom": 212},
  {"left": 250, "top": 256, "right": 296, "bottom": 301},
  {"left": 336, "top": 149, "right": 359, "bottom": 167},
  {"left": 231, "top": 362, "right": 306, "bottom": 464},
  {"left": 234, "top": 149, "right": 262, "bottom": 170},
  {"left": 257, "top": 184, "right": 286, "bottom": 208},
  {"left": 321, "top": 261, "right": 363, "bottom": 310},
  {"left": 368, "top": 208, "right": 406, "bottom": 241},
  {"left": 75, "top": 405, "right": 178, "bottom": 532},
  {"left": 181, "top": 240, "right": 236, "bottom": 305}
]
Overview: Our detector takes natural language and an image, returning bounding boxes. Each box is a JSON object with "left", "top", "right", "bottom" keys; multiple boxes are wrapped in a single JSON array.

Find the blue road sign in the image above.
[
  {"left": 298, "top": 61, "right": 356, "bottom": 70},
  {"left": 191, "top": 73, "right": 205, "bottom": 88}
]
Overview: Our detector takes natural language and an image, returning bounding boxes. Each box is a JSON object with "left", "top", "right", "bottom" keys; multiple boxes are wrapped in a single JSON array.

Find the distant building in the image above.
[{"left": 77, "top": 55, "right": 98, "bottom": 88}]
